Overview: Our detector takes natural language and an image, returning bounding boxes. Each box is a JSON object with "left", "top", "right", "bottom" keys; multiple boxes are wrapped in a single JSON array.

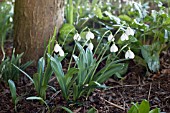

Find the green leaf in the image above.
[
  {"left": 141, "top": 44, "right": 160, "bottom": 72},
  {"left": 138, "top": 100, "right": 150, "bottom": 113},
  {"left": 73, "top": 83, "right": 79, "bottom": 101},
  {"left": 59, "top": 23, "right": 75, "bottom": 43},
  {"left": 8, "top": 79, "right": 17, "bottom": 104},
  {"left": 95, "top": 63, "right": 125, "bottom": 83},
  {"left": 48, "top": 54, "right": 68, "bottom": 100},
  {"left": 134, "top": 56, "right": 147, "bottom": 68},
  {"left": 129, "top": 36, "right": 138, "bottom": 43},
  {"left": 42, "top": 62, "right": 53, "bottom": 88},
  {"left": 104, "top": 11, "right": 120, "bottom": 24},
  {"left": 47, "top": 26, "right": 57, "bottom": 56},
  {"left": 86, "top": 48, "right": 95, "bottom": 66},
  {"left": 38, "top": 57, "right": 45, "bottom": 74},
  {"left": 33, "top": 73, "right": 40, "bottom": 94},
  {"left": 13, "top": 64, "right": 34, "bottom": 83},
  {"left": 119, "top": 15, "right": 132, "bottom": 22},
  {"left": 65, "top": 68, "right": 79, "bottom": 87},
  {"left": 87, "top": 107, "right": 97, "bottom": 113},
  {"left": 48, "top": 54, "right": 64, "bottom": 77},
  {"left": 149, "top": 108, "right": 160, "bottom": 113},
  {"left": 94, "top": 6, "right": 103, "bottom": 19},
  {"left": 86, "top": 81, "right": 107, "bottom": 89},
  {"left": 26, "top": 96, "right": 49, "bottom": 109},
  {"left": 60, "top": 106, "right": 73, "bottom": 113},
  {"left": 163, "top": 17, "right": 170, "bottom": 25},
  {"left": 128, "top": 104, "right": 138, "bottom": 113}
]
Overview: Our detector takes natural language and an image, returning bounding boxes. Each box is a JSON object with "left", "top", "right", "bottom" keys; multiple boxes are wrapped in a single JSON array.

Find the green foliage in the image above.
[
  {"left": 14, "top": 56, "right": 53, "bottom": 100},
  {"left": 49, "top": 42, "right": 127, "bottom": 101},
  {"left": 0, "top": 50, "right": 32, "bottom": 82},
  {"left": 66, "top": 0, "right": 74, "bottom": 25},
  {"left": 0, "top": 0, "right": 14, "bottom": 60},
  {"left": 8, "top": 79, "right": 17, "bottom": 104},
  {"left": 14, "top": 28, "right": 58, "bottom": 100},
  {"left": 128, "top": 100, "right": 160, "bottom": 113},
  {"left": 8, "top": 79, "right": 20, "bottom": 112},
  {"left": 64, "top": 0, "right": 170, "bottom": 75},
  {"left": 26, "top": 96, "right": 49, "bottom": 110},
  {"left": 141, "top": 42, "right": 163, "bottom": 72}
]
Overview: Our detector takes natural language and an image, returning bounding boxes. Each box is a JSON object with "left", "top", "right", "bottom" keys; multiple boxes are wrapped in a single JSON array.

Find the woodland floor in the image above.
[{"left": 0, "top": 40, "right": 170, "bottom": 113}]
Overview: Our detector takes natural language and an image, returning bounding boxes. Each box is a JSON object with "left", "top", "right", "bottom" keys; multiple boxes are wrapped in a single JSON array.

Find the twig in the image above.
[
  {"left": 118, "top": 91, "right": 126, "bottom": 110},
  {"left": 100, "top": 97, "right": 125, "bottom": 111},
  {"left": 147, "top": 83, "right": 152, "bottom": 101},
  {"left": 108, "top": 84, "right": 149, "bottom": 90}
]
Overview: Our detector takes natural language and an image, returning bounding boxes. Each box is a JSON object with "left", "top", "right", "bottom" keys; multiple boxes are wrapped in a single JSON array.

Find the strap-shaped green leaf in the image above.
[
  {"left": 138, "top": 100, "right": 150, "bottom": 113},
  {"left": 49, "top": 54, "right": 68, "bottom": 100},
  {"left": 96, "top": 63, "right": 125, "bottom": 83},
  {"left": 8, "top": 79, "right": 17, "bottom": 104}
]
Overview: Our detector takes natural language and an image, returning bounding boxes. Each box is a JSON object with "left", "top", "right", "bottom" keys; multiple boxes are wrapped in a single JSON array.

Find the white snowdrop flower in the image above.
[
  {"left": 54, "top": 44, "right": 62, "bottom": 53},
  {"left": 110, "top": 43, "right": 118, "bottom": 52},
  {"left": 6, "top": 1, "right": 12, "bottom": 5},
  {"left": 9, "top": 17, "right": 13, "bottom": 22},
  {"left": 73, "top": 33, "right": 81, "bottom": 41},
  {"left": 87, "top": 42, "right": 94, "bottom": 51},
  {"left": 125, "top": 27, "right": 134, "bottom": 36},
  {"left": 59, "top": 49, "right": 65, "bottom": 57},
  {"left": 120, "top": 33, "right": 129, "bottom": 41},
  {"left": 108, "top": 33, "right": 115, "bottom": 42},
  {"left": 125, "top": 49, "right": 135, "bottom": 59},
  {"left": 86, "top": 31, "right": 94, "bottom": 41}
]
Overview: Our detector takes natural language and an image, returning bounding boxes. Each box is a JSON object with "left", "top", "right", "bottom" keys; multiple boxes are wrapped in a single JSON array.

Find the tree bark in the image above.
[{"left": 14, "top": 0, "right": 64, "bottom": 65}]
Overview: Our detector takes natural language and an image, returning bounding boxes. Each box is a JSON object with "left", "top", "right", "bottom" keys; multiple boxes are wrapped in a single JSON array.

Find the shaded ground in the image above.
[{"left": 0, "top": 41, "right": 170, "bottom": 113}]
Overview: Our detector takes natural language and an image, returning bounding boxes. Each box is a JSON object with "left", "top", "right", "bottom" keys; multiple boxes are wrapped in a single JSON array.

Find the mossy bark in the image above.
[{"left": 13, "top": 0, "right": 64, "bottom": 65}]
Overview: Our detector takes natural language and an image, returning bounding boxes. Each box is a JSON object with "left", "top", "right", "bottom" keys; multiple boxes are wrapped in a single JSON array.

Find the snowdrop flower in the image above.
[
  {"left": 120, "top": 33, "right": 129, "bottom": 41},
  {"left": 125, "top": 27, "right": 134, "bottom": 36},
  {"left": 86, "top": 31, "right": 94, "bottom": 41},
  {"left": 87, "top": 42, "right": 94, "bottom": 51},
  {"left": 108, "top": 33, "right": 115, "bottom": 42},
  {"left": 73, "top": 33, "right": 81, "bottom": 41},
  {"left": 125, "top": 49, "right": 135, "bottom": 59},
  {"left": 9, "top": 17, "right": 13, "bottom": 22},
  {"left": 110, "top": 43, "right": 118, "bottom": 52},
  {"left": 54, "top": 44, "right": 65, "bottom": 57},
  {"left": 59, "top": 49, "right": 64, "bottom": 57},
  {"left": 54, "top": 44, "right": 62, "bottom": 53}
]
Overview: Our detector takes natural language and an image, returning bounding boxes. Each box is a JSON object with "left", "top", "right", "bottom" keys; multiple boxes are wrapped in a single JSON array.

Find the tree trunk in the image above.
[{"left": 14, "top": 0, "right": 64, "bottom": 65}]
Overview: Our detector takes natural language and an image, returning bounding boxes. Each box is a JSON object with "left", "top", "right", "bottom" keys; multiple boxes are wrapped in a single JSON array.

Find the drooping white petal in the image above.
[
  {"left": 54, "top": 44, "right": 62, "bottom": 53},
  {"left": 125, "top": 49, "right": 135, "bottom": 59},
  {"left": 110, "top": 44, "right": 118, "bottom": 52},
  {"left": 87, "top": 42, "right": 94, "bottom": 51},
  {"left": 86, "top": 31, "right": 94, "bottom": 41},
  {"left": 73, "top": 33, "right": 81, "bottom": 41},
  {"left": 59, "top": 49, "right": 65, "bottom": 57},
  {"left": 125, "top": 27, "right": 134, "bottom": 36},
  {"left": 120, "top": 33, "right": 129, "bottom": 41},
  {"left": 108, "top": 33, "right": 115, "bottom": 42}
]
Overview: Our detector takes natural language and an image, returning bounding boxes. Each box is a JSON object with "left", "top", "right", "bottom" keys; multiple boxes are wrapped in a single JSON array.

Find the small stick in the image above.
[
  {"left": 100, "top": 97, "right": 125, "bottom": 111},
  {"left": 148, "top": 83, "right": 152, "bottom": 101}
]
